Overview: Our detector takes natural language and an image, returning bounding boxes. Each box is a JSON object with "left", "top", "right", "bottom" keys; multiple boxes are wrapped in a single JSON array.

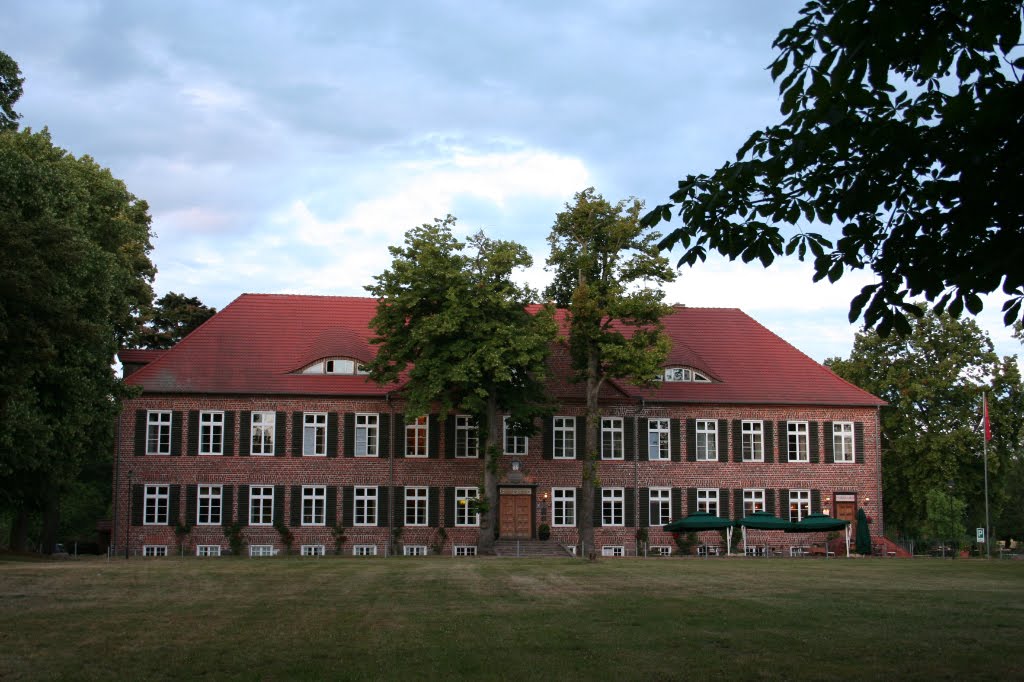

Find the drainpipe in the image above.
[
  {"left": 112, "top": 408, "right": 122, "bottom": 560},
  {"left": 387, "top": 392, "right": 394, "bottom": 558},
  {"left": 875, "top": 404, "right": 883, "bottom": 538},
  {"left": 633, "top": 402, "right": 640, "bottom": 557}
]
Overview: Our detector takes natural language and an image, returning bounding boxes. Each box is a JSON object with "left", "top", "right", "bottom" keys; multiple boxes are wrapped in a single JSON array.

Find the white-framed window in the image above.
[
  {"left": 354, "top": 486, "right": 378, "bottom": 526},
  {"left": 249, "top": 544, "right": 275, "bottom": 557},
  {"left": 197, "top": 484, "right": 222, "bottom": 525},
  {"left": 146, "top": 411, "right": 172, "bottom": 455},
  {"left": 405, "top": 487, "right": 428, "bottom": 526},
  {"left": 661, "top": 367, "right": 711, "bottom": 382},
  {"left": 301, "top": 544, "right": 325, "bottom": 557},
  {"left": 789, "top": 489, "right": 811, "bottom": 522},
  {"left": 503, "top": 416, "right": 528, "bottom": 455},
  {"left": 455, "top": 415, "right": 479, "bottom": 458},
  {"left": 553, "top": 488, "right": 576, "bottom": 527},
  {"left": 196, "top": 545, "right": 221, "bottom": 557},
  {"left": 355, "top": 413, "right": 379, "bottom": 457},
  {"left": 302, "top": 486, "right": 326, "bottom": 526},
  {"left": 650, "top": 545, "right": 672, "bottom": 556},
  {"left": 742, "top": 420, "right": 764, "bottom": 462},
  {"left": 696, "top": 420, "right": 718, "bottom": 461},
  {"left": 455, "top": 487, "right": 480, "bottom": 527},
  {"left": 302, "top": 357, "right": 369, "bottom": 375},
  {"left": 602, "top": 488, "right": 624, "bottom": 527},
  {"left": 648, "top": 418, "right": 670, "bottom": 460},
  {"left": 788, "top": 421, "right": 809, "bottom": 462},
  {"left": 353, "top": 544, "right": 377, "bottom": 556},
  {"left": 553, "top": 417, "right": 576, "bottom": 459},
  {"left": 199, "top": 411, "right": 224, "bottom": 455},
  {"left": 143, "top": 484, "right": 169, "bottom": 525},
  {"left": 249, "top": 486, "right": 274, "bottom": 525},
  {"left": 697, "top": 488, "right": 719, "bottom": 516},
  {"left": 601, "top": 417, "right": 624, "bottom": 460},
  {"left": 142, "top": 545, "right": 167, "bottom": 557},
  {"left": 403, "top": 545, "right": 428, "bottom": 556},
  {"left": 833, "top": 422, "right": 855, "bottom": 463},
  {"left": 405, "top": 416, "right": 428, "bottom": 457},
  {"left": 648, "top": 487, "right": 672, "bottom": 526},
  {"left": 601, "top": 545, "right": 625, "bottom": 557},
  {"left": 303, "top": 412, "right": 328, "bottom": 456},
  {"left": 454, "top": 545, "right": 477, "bottom": 557},
  {"left": 743, "top": 489, "right": 765, "bottom": 516},
  {"left": 250, "top": 411, "right": 275, "bottom": 455}
]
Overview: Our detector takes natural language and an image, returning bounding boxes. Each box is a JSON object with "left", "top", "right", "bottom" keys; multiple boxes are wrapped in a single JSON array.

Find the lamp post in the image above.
[
  {"left": 125, "top": 468, "right": 133, "bottom": 559},
  {"left": 947, "top": 480, "right": 955, "bottom": 560}
]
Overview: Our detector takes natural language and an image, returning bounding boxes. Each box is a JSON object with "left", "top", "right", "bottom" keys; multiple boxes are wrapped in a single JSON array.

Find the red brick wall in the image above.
[{"left": 114, "top": 394, "right": 882, "bottom": 557}]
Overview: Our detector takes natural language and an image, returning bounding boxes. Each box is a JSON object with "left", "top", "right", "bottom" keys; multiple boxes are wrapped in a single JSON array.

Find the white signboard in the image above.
[{"left": 976, "top": 528, "right": 985, "bottom": 543}]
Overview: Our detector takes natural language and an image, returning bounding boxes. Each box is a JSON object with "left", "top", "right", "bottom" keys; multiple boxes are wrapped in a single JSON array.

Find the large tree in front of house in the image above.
[
  {"left": 365, "top": 217, "right": 555, "bottom": 553},
  {"left": 126, "top": 291, "right": 217, "bottom": 350},
  {"left": 545, "top": 188, "right": 675, "bottom": 555}
]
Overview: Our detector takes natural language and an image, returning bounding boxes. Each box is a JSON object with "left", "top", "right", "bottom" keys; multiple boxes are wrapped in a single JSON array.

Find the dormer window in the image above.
[
  {"left": 660, "top": 366, "right": 711, "bottom": 383},
  {"left": 300, "top": 357, "right": 370, "bottom": 375}
]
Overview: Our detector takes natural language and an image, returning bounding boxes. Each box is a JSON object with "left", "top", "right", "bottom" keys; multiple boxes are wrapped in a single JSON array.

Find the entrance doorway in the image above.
[
  {"left": 499, "top": 488, "right": 533, "bottom": 539},
  {"left": 835, "top": 493, "right": 857, "bottom": 537}
]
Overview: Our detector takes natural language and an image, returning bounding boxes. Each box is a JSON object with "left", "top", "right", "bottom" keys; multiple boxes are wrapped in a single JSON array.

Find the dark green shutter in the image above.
[
  {"left": 186, "top": 485, "right": 198, "bottom": 525},
  {"left": 672, "top": 488, "right": 683, "bottom": 523},
  {"left": 274, "top": 412, "right": 287, "bottom": 456},
  {"left": 624, "top": 417, "right": 635, "bottom": 461},
  {"left": 428, "top": 414, "right": 440, "bottom": 458},
  {"left": 719, "top": 489, "right": 730, "bottom": 518},
  {"left": 131, "top": 484, "right": 144, "bottom": 525},
  {"left": 292, "top": 413, "right": 303, "bottom": 457},
  {"left": 733, "top": 488, "right": 743, "bottom": 519},
  {"left": 811, "top": 489, "right": 821, "bottom": 515},
  {"left": 378, "top": 486, "right": 389, "bottom": 527},
  {"left": 670, "top": 418, "right": 681, "bottom": 462},
  {"left": 326, "top": 413, "right": 339, "bottom": 457},
  {"left": 343, "top": 412, "right": 356, "bottom": 457},
  {"left": 639, "top": 488, "right": 650, "bottom": 527},
  {"left": 239, "top": 411, "right": 252, "bottom": 456},
  {"left": 593, "top": 488, "right": 603, "bottom": 527},
  {"left": 428, "top": 487, "right": 440, "bottom": 527},
  {"left": 717, "top": 419, "right": 728, "bottom": 461},
  {"left": 576, "top": 487, "right": 583, "bottom": 525},
  {"left": 687, "top": 487, "right": 697, "bottom": 516},
  {"left": 809, "top": 421, "right": 819, "bottom": 464},
  {"left": 778, "top": 489, "right": 789, "bottom": 520},
  {"left": 855, "top": 423, "right": 865, "bottom": 464},
  {"left": 824, "top": 421, "right": 834, "bottom": 463},
  {"left": 732, "top": 420, "right": 742, "bottom": 462},
  {"left": 222, "top": 485, "right": 234, "bottom": 525},
  {"left": 170, "top": 411, "right": 183, "bottom": 456},
  {"left": 290, "top": 486, "right": 302, "bottom": 526},
  {"left": 326, "top": 487, "right": 337, "bottom": 525},
  {"left": 237, "top": 486, "right": 249, "bottom": 526},
  {"left": 542, "top": 417, "right": 553, "bottom": 459},
  {"left": 342, "top": 486, "right": 354, "bottom": 527},
  {"left": 445, "top": 415, "right": 456, "bottom": 458},
  {"left": 625, "top": 488, "right": 635, "bottom": 528},
  {"left": 575, "top": 417, "right": 586, "bottom": 459},
  {"left": 778, "top": 421, "right": 788, "bottom": 463},
  {"left": 391, "top": 414, "right": 405, "bottom": 458},
  {"left": 273, "top": 486, "right": 285, "bottom": 524},
  {"left": 223, "top": 412, "right": 235, "bottom": 456},
  {"left": 765, "top": 489, "right": 776, "bottom": 517},
  {"left": 168, "top": 485, "right": 180, "bottom": 525},
  {"left": 685, "top": 418, "right": 696, "bottom": 462},
  {"left": 379, "top": 413, "right": 391, "bottom": 459},
  {"left": 445, "top": 487, "right": 455, "bottom": 527},
  {"left": 764, "top": 421, "right": 774, "bottom": 463},
  {"left": 134, "top": 410, "right": 146, "bottom": 456},
  {"left": 188, "top": 411, "right": 199, "bottom": 456},
  {"left": 393, "top": 486, "right": 404, "bottom": 527}
]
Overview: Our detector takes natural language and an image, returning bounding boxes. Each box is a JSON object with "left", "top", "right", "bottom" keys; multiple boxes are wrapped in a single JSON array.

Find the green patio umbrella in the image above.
[
  {"left": 735, "top": 511, "right": 795, "bottom": 555},
  {"left": 855, "top": 507, "right": 872, "bottom": 555},
  {"left": 663, "top": 511, "right": 735, "bottom": 554},
  {"left": 786, "top": 512, "right": 852, "bottom": 557}
]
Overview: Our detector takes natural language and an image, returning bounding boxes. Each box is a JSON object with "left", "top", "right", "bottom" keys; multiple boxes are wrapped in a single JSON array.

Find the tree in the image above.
[
  {"left": 826, "top": 311, "right": 1001, "bottom": 538},
  {"left": 365, "top": 217, "right": 555, "bottom": 554},
  {"left": 127, "top": 291, "right": 216, "bottom": 349},
  {"left": 545, "top": 188, "right": 675, "bottom": 554},
  {"left": 643, "top": 0, "right": 1024, "bottom": 336},
  {"left": 0, "top": 50, "right": 23, "bottom": 131},
  {"left": 0, "top": 128, "right": 155, "bottom": 551}
]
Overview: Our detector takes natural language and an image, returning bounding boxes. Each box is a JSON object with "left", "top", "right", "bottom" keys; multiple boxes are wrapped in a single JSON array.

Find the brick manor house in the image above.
[{"left": 114, "top": 294, "right": 884, "bottom": 558}]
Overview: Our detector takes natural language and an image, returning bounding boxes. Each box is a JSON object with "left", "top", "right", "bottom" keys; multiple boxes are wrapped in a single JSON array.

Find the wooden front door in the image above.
[
  {"left": 500, "top": 490, "right": 533, "bottom": 539},
  {"left": 835, "top": 497, "right": 857, "bottom": 537}
]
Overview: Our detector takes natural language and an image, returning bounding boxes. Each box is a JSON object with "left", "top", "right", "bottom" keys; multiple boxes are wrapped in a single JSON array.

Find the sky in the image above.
[{"left": 4, "top": 0, "right": 1020, "bottom": 364}]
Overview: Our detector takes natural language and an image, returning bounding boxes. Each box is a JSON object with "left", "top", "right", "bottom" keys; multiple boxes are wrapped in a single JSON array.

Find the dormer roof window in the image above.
[
  {"left": 300, "top": 357, "right": 369, "bottom": 375},
  {"left": 661, "top": 366, "right": 711, "bottom": 383}
]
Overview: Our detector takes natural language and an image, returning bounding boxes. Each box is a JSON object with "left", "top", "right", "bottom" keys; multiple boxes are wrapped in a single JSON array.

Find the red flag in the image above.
[{"left": 983, "top": 394, "right": 992, "bottom": 442}]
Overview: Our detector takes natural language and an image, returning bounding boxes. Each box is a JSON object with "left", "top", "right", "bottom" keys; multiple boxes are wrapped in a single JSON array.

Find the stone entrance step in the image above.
[{"left": 492, "top": 539, "right": 574, "bottom": 558}]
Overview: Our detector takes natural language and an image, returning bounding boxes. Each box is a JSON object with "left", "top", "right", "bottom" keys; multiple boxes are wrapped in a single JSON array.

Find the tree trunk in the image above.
[
  {"left": 579, "top": 344, "right": 600, "bottom": 557},
  {"left": 40, "top": 487, "right": 60, "bottom": 554},
  {"left": 9, "top": 509, "right": 29, "bottom": 551},
  {"left": 479, "top": 394, "right": 500, "bottom": 554}
]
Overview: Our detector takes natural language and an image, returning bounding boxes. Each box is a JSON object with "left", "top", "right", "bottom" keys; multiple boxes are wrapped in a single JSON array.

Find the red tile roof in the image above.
[{"left": 126, "top": 294, "right": 883, "bottom": 406}]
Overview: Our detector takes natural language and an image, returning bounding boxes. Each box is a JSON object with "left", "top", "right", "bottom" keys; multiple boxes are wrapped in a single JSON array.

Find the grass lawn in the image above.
[{"left": 1, "top": 556, "right": 1022, "bottom": 680}]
